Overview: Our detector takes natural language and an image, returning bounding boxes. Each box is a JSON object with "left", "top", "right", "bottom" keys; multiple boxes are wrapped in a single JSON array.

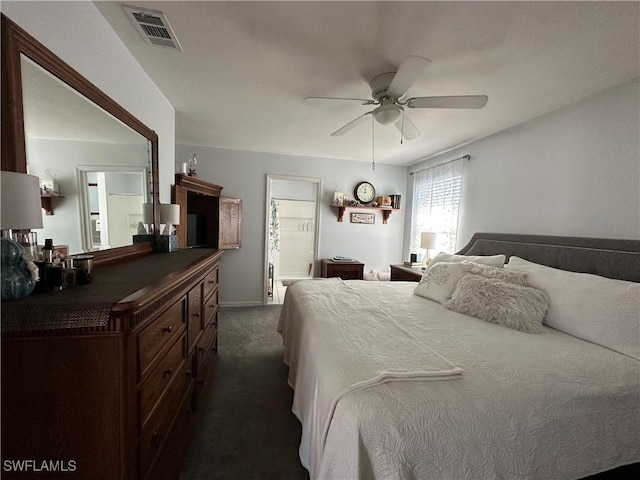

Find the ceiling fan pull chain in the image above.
[
  {"left": 400, "top": 110, "right": 405, "bottom": 145},
  {"left": 371, "top": 115, "right": 376, "bottom": 171}
]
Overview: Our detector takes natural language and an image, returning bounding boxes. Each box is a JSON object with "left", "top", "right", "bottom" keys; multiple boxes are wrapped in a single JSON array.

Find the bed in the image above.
[{"left": 277, "top": 233, "right": 640, "bottom": 480}]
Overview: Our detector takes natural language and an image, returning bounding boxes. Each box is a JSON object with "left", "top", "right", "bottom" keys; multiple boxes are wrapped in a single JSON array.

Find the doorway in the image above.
[
  {"left": 264, "top": 175, "right": 322, "bottom": 305},
  {"left": 77, "top": 165, "right": 148, "bottom": 251}
]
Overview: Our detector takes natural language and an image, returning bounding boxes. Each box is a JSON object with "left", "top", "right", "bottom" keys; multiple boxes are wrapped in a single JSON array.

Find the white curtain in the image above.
[{"left": 410, "top": 158, "right": 464, "bottom": 255}]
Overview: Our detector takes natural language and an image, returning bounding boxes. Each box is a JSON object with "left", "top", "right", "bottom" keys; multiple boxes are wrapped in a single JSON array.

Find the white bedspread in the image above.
[
  {"left": 278, "top": 279, "right": 640, "bottom": 480},
  {"left": 278, "top": 278, "right": 462, "bottom": 477}
]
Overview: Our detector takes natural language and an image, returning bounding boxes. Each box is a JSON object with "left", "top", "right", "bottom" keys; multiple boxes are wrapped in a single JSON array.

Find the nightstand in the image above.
[
  {"left": 321, "top": 259, "right": 364, "bottom": 280},
  {"left": 390, "top": 264, "right": 423, "bottom": 282}
]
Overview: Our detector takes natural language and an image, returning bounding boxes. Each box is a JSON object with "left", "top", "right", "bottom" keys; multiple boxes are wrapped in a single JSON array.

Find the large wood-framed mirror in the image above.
[{"left": 1, "top": 14, "right": 159, "bottom": 265}]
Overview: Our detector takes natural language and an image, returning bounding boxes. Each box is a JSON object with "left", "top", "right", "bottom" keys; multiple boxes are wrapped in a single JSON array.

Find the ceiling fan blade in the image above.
[
  {"left": 406, "top": 95, "right": 488, "bottom": 109},
  {"left": 395, "top": 113, "right": 420, "bottom": 140},
  {"left": 304, "top": 96, "right": 375, "bottom": 106},
  {"left": 331, "top": 111, "right": 373, "bottom": 136},
  {"left": 387, "top": 56, "right": 430, "bottom": 98}
]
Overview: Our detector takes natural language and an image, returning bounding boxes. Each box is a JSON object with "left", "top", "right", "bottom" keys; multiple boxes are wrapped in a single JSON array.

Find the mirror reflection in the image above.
[{"left": 20, "top": 55, "right": 152, "bottom": 254}]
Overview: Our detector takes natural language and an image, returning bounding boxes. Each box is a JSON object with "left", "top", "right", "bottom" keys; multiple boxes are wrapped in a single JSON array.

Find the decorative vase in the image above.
[{"left": 1, "top": 237, "right": 37, "bottom": 301}]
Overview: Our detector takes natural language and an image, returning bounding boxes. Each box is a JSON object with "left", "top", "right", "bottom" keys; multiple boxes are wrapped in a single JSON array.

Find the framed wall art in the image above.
[{"left": 350, "top": 212, "right": 375, "bottom": 224}]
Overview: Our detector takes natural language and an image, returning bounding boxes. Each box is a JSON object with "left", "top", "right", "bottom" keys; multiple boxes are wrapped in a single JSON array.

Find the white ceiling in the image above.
[{"left": 94, "top": 1, "right": 639, "bottom": 166}]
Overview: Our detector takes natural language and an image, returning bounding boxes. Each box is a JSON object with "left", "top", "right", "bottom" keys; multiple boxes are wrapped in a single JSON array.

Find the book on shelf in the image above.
[{"left": 403, "top": 261, "right": 423, "bottom": 267}]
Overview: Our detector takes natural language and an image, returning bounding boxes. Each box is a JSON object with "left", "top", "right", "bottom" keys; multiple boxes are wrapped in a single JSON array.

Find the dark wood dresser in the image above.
[
  {"left": 320, "top": 259, "right": 365, "bottom": 280},
  {"left": 1, "top": 249, "right": 222, "bottom": 480}
]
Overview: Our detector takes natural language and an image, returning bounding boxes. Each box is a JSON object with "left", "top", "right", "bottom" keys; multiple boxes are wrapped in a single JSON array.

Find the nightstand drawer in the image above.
[
  {"left": 321, "top": 259, "right": 364, "bottom": 280},
  {"left": 390, "top": 264, "right": 423, "bottom": 282}
]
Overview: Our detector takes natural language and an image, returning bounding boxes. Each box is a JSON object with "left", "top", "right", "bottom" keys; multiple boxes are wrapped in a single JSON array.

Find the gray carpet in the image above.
[{"left": 181, "top": 306, "right": 309, "bottom": 480}]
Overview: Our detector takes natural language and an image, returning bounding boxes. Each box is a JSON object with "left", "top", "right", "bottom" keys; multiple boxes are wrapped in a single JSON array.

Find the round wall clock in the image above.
[{"left": 354, "top": 181, "right": 375, "bottom": 204}]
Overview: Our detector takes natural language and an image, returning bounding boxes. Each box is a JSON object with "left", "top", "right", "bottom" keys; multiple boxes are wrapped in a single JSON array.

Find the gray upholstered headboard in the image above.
[{"left": 456, "top": 233, "right": 640, "bottom": 283}]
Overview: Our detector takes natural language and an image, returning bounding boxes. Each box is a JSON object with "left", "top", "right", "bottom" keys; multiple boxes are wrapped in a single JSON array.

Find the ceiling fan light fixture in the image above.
[{"left": 374, "top": 104, "right": 402, "bottom": 126}]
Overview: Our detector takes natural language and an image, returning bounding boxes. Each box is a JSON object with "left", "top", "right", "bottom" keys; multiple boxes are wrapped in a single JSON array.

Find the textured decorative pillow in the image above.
[
  {"left": 506, "top": 257, "right": 640, "bottom": 359},
  {"left": 426, "top": 252, "right": 506, "bottom": 272},
  {"left": 414, "top": 262, "right": 472, "bottom": 304},
  {"left": 443, "top": 274, "right": 549, "bottom": 333},
  {"left": 460, "top": 261, "right": 528, "bottom": 285}
]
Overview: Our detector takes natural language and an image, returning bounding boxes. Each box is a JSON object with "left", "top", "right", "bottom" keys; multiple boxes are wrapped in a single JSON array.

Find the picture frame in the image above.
[
  {"left": 350, "top": 212, "right": 375, "bottom": 224},
  {"left": 332, "top": 191, "right": 344, "bottom": 206}
]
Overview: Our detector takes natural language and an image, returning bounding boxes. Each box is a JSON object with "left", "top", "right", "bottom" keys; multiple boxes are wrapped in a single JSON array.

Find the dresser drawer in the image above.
[
  {"left": 138, "top": 300, "right": 186, "bottom": 378},
  {"left": 187, "top": 283, "right": 203, "bottom": 353},
  {"left": 138, "top": 357, "right": 192, "bottom": 479},
  {"left": 203, "top": 289, "right": 218, "bottom": 329},
  {"left": 195, "top": 322, "right": 218, "bottom": 391},
  {"left": 139, "top": 334, "right": 187, "bottom": 428},
  {"left": 203, "top": 267, "right": 218, "bottom": 300},
  {"left": 144, "top": 384, "right": 195, "bottom": 480}
]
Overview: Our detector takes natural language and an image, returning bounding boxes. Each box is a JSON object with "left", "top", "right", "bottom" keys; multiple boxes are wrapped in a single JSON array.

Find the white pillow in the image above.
[
  {"left": 505, "top": 256, "right": 640, "bottom": 360},
  {"left": 414, "top": 262, "right": 472, "bottom": 304},
  {"left": 444, "top": 273, "right": 549, "bottom": 333},
  {"left": 426, "top": 252, "right": 506, "bottom": 272}
]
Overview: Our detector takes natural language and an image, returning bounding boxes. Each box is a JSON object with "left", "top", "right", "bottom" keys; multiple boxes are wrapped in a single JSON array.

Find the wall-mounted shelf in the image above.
[
  {"left": 330, "top": 204, "right": 399, "bottom": 224},
  {"left": 40, "top": 194, "right": 64, "bottom": 216}
]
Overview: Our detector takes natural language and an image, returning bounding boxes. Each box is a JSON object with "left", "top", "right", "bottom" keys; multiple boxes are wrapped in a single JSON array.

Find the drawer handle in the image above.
[
  {"left": 208, "top": 280, "right": 215, "bottom": 284},
  {"left": 198, "top": 347, "right": 205, "bottom": 354},
  {"left": 164, "top": 368, "right": 174, "bottom": 377},
  {"left": 186, "top": 369, "right": 193, "bottom": 376},
  {"left": 163, "top": 325, "right": 173, "bottom": 334},
  {"left": 193, "top": 312, "right": 200, "bottom": 318}
]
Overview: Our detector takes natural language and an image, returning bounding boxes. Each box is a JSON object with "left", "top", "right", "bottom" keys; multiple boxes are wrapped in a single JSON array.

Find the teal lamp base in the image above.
[{"left": 1, "top": 237, "right": 37, "bottom": 301}]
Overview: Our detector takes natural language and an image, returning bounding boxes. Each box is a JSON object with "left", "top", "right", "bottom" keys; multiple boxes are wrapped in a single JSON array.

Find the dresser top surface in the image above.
[{"left": 2, "top": 249, "right": 222, "bottom": 335}]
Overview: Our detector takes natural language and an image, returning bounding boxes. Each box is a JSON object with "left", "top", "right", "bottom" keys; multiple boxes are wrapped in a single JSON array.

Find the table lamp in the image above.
[
  {"left": 1, "top": 171, "right": 44, "bottom": 301},
  {"left": 133, "top": 202, "right": 155, "bottom": 245},
  {"left": 158, "top": 203, "right": 180, "bottom": 252},
  {"left": 420, "top": 232, "right": 437, "bottom": 269}
]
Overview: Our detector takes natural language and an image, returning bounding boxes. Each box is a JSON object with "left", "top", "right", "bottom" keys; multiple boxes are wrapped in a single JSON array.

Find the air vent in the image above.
[{"left": 123, "top": 5, "right": 182, "bottom": 50}]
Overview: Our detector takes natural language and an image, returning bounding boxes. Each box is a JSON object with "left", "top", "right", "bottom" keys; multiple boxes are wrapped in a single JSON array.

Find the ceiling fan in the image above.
[{"left": 304, "top": 56, "right": 488, "bottom": 139}]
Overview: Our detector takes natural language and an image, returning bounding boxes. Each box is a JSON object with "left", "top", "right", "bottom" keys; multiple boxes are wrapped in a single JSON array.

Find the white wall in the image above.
[
  {"left": 2, "top": 1, "right": 176, "bottom": 202},
  {"left": 175, "top": 146, "right": 408, "bottom": 306},
  {"left": 404, "top": 78, "right": 640, "bottom": 257}
]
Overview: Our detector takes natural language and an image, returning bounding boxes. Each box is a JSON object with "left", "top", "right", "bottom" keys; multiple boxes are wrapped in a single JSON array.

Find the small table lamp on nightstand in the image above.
[{"left": 420, "top": 232, "right": 437, "bottom": 269}]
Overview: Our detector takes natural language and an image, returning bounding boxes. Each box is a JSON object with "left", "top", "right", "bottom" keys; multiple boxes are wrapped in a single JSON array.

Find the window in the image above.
[{"left": 410, "top": 158, "right": 464, "bottom": 255}]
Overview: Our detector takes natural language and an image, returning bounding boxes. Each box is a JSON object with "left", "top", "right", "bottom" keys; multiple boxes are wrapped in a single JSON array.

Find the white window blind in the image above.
[{"left": 410, "top": 158, "right": 464, "bottom": 255}]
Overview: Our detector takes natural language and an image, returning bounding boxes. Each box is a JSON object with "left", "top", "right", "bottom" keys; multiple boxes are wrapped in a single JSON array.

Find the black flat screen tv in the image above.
[{"left": 187, "top": 214, "right": 207, "bottom": 248}]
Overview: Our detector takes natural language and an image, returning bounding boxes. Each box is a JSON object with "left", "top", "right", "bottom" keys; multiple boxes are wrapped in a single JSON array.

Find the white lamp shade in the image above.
[
  {"left": 142, "top": 203, "right": 154, "bottom": 224},
  {"left": 160, "top": 204, "right": 180, "bottom": 225},
  {"left": 1, "top": 171, "right": 44, "bottom": 230},
  {"left": 420, "top": 232, "right": 437, "bottom": 250}
]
